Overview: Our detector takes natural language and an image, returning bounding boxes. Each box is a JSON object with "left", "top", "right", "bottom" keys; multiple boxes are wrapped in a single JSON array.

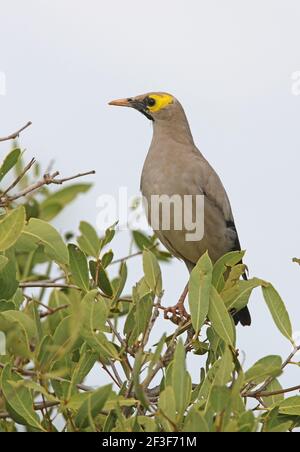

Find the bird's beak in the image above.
[
  {"left": 108, "top": 96, "right": 154, "bottom": 121},
  {"left": 108, "top": 98, "right": 132, "bottom": 107}
]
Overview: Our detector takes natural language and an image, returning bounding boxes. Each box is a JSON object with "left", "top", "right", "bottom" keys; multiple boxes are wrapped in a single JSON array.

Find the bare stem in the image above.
[
  {"left": 0, "top": 170, "right": 95, "bottom": 207},
  {"left": 0, "top": 121, "right": 32, "bottom": 142}
]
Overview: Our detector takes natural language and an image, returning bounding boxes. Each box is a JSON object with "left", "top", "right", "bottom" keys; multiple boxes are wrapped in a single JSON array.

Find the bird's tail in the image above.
[
  {"left": 232, "top": 270, "right": 252, "bottom": 326},
  {"left": 233, "top": 306, "right": 251, "bottom": 326}
]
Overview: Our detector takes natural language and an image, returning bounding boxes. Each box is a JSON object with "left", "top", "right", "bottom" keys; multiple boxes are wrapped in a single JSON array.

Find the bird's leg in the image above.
[{"left": 164, "top": 283, "right": 190, "bottom": 321}]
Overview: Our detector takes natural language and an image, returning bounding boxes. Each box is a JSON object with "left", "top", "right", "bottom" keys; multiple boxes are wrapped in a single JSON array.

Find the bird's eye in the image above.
[{"left": 146, "top": 97, "right": 156, "bottom": 107}]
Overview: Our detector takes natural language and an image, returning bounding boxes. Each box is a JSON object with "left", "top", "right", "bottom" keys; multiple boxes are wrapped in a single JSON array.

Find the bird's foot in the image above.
[
  {"left": 163, "top": 301, "right": 190, "bottom": 324},
  {"left": 163, "top": 283, "right": 190, "bottom": 324}
]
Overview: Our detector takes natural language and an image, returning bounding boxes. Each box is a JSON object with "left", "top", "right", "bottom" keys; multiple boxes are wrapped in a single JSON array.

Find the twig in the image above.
[
  {"left": 107, "top": 318, "right": 127, "bottom": 349},
  {"left": 0, "top": 362, "right": 93, "bottom": 392},
  {"left": 1, "top": 170, "right": 95, "bottom": 206},
  {"left": 0, "top": 401, "right": 60, "bottom": 420},
  {"left": 141, "top": 302, "right": 160, "bottom": 350},
  {"left": 20, "top": 282, "right": 80, "bottom": 290},
  {"left": 1, "top": 158, "right": 36, "bottom": 196},
  {"left": 110, "top": 362, "right": 124, "bottom": 387},
  {"left": 0, "top": 121, "right": 32, "bottom": 142},
  {"left": 40, "top": 304, "right": 70, "bottom": 319},
  {"left": 244, "top": 383, "right": 300, "bottom": 399},
  {"left": 242, "top": 345, "right": 300, "bottom": 398},
  {"left": 111, "top": 245, "right": 157, "bottom": 266},
  {"left": 102, "top": 363, "right": 122, "bottom": 388},
  {"left": 142, "top": 320, "right": 185, "bottom": 389}
]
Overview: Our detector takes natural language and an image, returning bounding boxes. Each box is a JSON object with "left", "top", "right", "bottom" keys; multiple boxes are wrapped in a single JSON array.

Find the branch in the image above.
[
  {"left": 20, "top": 282, "right": 80, "bottom": 290},
  {"left": 0, "top": 169, "right": 95, "bottom": 206},
  {"left": 244, "top": 384, "right": 300, "bottom": 399},
  {"left": 142, "top": 320, "right": 185, "bottom": 389},
  {"left": 111, "top": 245, "right": 157, "bottom": 266},
  {"left": 0, "top": 401, "right": 60, "bottom": 420},
  {"left": 0, "top": 121, "right": 32, "bottom": 142},
  {"left": 1, "top": 158, "right": 36, "bottom": 196},
  {"left": 242, "top": 345, "right": 300, "bottom": 398},
  {"left": 0, "top": 362, "right": 93, "bottom": 392},
  {"left": 39, "top": 303, "right": 70, "bottom": 319}
]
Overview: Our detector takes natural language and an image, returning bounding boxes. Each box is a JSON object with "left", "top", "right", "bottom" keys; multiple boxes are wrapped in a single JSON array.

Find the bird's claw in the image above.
[{"left": 163, "top": 303, "right": 190, "bottom": 324}]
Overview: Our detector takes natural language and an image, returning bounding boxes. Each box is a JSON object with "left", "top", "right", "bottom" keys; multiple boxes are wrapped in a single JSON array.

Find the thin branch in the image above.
[
  {"left": 110, "top": 247, "right": 155, "bottom": 266},
  {"left": 1, "top": 158, "right": 36, "bottom": 196},
  {"left": 0, "top": 401, "right": 59, "bottom": 420},
  {"left": 107, "top": 318, "right": 127, "bottom": 349},
  {"left": 0, "top": 362, "right": 93, "bottom": 392},
  {"left": 142, "top": 320, "right": 185, "bottom": 389},
  {"left": 39, "top": 304, "right": 70, "bottom": 319},
  {"left": 244, "top": 384, "right": 300, "bottom": 399},
  {"left": 20, "top": 282, "right": 80, "bottom": 290},
  {"left": 242, "top": 345, "right": 300, "bottom": 397},
  {"left": 1, "top": 170, "right": 95, "bottom": 206},
  {"left": 101, "top": 363, "right": 122, "bottom": 388},
  {"left": 141, "top": 302, "right": 160, "bottom": 350},
  {"left": 0, "top": 121, "right": 32, "bottom": 142}
]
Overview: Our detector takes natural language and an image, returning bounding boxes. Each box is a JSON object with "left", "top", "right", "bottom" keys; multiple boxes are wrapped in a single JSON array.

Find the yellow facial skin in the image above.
[{"left": 147, "top": 94, "right": 174, "bottom": 112}]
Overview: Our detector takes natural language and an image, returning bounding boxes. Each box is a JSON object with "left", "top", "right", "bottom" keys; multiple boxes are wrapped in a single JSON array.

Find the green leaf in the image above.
[
  {"left": 223, "top": 278, "right": 262, "bottom": 312},
  {"left": 0, "top": 260, "right": 18, "bottom": 300},
  {"left": 68, "top": 244, "right": 90, "bottom": 292},
  {"left": 208, "top": 286, "right": 235, "bottom": 346},
  {"left": 77, "top": 221, "right": 100, "bottom": 258},
  {"left": 81, "top": 290, "right": 109, "bottom": 334},
  {"left": 35, "top": 335, "right": 54, "bottom": 372},
  {"left": 262, "top": 379, "right": 284, "bottom": 408},
  {"left": 0, "top": 206, "right": 26, "bottom": 251},
  {"left": 49, "top": 311, "right": 83, "bottom": 364},
  {"left": 112, "top": 261, "right": 127, "bottom": 302},
  {"left": 245, "top": 356, "right": 282, "bottom": 384},
  {"left": 172, "top": 339, "right": 191, "bottom": 421},
  {"left": 67, "top": 344, "right": 98, "bottom": 399},
  {"left": 238, "top": 410, "right": 256, "bottom": 432},
  {"left": 158, "top": 386, "right": 177, "bottom": 432},
  {"left": 0, "top": 310, "right": 35, "bottom": 358},
  {"left": 100, "top": 224, "right": 116, "bottom": 249},
  {"left": 188, "top": 252, "right": 213, "bottom": 334},
  {"left": 132, "top": 230, "right": 153, "bottom": 250},
  {"left": 198, "top": 349, "right": 233, "bottom": 403},
  {"left": 0, "top": 364, "right": 45, "bottom": 431},
  {"left": 262, "top": 283, "right": 293, "bottom": 343},
  {"left": 102, "top": 250, "right": 114, "bottom": 268},
  {"left": 210, "top": 386, "right": 231, "bottom": 412},
  {"left": 0, "top": 255, "right": 8, "bottom": 272},
  {"left": 89, "top": 260, "right": 113, "bottom": 297},
  {"left": 143, "top": 249, "right": 162, "bottom": 296},
  {"left": 21, "top": 218, "right": 69, "bottom": 265},
  {"left": 40, "top": 184, "right": 92, "bottom": 220},
  {"left": 183, "top": 407, "right": 209, "bottom": 432},
  {"left": 47, "top": 290, "right": 70, "bottom": 335},
  {"left": 80, "top": 291, "right": 118, "bottom": 360},
  {"left": 146, "top": 334, "right": 166, "bottom": 380},
  {"left": 136, "top": 293, "right": 153, "bottom": 337},
  {"left": 278, "top": 396, "right": 300, "bottom": 416},
  {"left": 212, "top": 250, "right": 245, "bottom": 291},
  {"left": 74, "top": 384, "right": 112, "bottom": 429},
  {"left": 0, "top": 148, "right": 21, "bottom": 182},
  {"left": 132, "top": 350, "right": 149, "bottom": 409}
]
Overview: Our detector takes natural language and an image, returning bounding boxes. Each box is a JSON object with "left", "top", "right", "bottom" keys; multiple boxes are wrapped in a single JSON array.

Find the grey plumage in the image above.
[{"left": 109, "top": 92, "right": 251, "bottom": 326}]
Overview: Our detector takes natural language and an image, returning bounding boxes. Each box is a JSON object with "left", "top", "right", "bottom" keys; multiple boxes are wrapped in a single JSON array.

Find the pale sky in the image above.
[{"left": 1, "top": 0, "right": 300, "bottom": 389}]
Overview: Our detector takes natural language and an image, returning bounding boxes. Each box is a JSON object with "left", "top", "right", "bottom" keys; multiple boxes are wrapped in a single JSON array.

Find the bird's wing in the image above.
[{"left": 190, "top": 150, "right": 242, "bottom": 253}]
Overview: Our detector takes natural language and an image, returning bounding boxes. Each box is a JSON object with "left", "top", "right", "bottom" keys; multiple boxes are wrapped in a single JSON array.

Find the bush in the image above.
[{"left": 0, "top": 126, "right": 299, "bottom": 432}]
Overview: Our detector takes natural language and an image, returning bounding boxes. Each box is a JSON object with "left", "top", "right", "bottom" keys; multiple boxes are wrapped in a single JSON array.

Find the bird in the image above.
[{"left": 109, "top": 92, "right": 251, "bottom": 326}]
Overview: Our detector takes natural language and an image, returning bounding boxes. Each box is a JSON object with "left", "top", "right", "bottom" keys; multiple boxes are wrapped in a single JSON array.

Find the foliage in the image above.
[{"left": 0, "top": 143, "right": 300, "bottom": 433}]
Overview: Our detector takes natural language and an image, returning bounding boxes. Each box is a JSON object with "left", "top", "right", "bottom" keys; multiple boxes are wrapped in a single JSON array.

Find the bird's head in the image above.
[{"left": 108, "top": 92, "right": 179, "bottom": 121}]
